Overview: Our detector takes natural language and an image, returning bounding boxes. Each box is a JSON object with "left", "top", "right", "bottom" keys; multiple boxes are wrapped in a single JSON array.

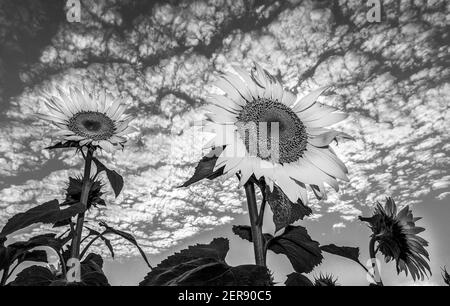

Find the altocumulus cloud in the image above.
[{"left": 0, "top": 0, "right": 448, "bottom": 257}]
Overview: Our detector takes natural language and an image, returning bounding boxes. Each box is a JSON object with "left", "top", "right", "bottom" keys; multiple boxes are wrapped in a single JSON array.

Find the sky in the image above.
[{"left": 0, "top": 0, "right": 449, "bottom": 286}]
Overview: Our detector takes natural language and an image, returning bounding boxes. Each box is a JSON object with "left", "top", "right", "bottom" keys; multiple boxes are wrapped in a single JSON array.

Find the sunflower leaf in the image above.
[
  {"left": 17, "top": 250, "right": 48, "bottom": 265},
  {"left": 267, "top": 226, "right": 322, "bottom": 274},
  {"left": 0, "top": 200, "right": 84, "bottom": 238},
  {"left": 285, "top": 273, "right": 314, "bottom": 286},
  {"left": 99, "top": 222, "right": 150, "bottom": 268},
  {"left": 180, "top": 146, "right": 225, "bottom": 187},
  {"left": 265, "top": 185, "right": 312, "bottom": 232},
  {"left": 139, "top": 238, "right": 272, "bottom": 286},
  {"left": 45, "top": 141, "right": 80, "bottom": 150},
  {"left": 320, "top": 244, "right": 361, "bottom": 264},
  {"left": 232, "top": 225, "right": 273, "bottom": 244},
  {"left": 92, "top": 158, "right": 124, "bottom": 197},
  {"left": 9, "top": 265, "right": 57, "bottom": 286}
]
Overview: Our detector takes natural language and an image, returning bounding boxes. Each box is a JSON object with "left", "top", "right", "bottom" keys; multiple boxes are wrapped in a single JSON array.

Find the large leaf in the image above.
[
  {"left": 9, "top": 265, "right": 57, "bottom": 286},
  {"left": 266, "top": 185, "right": 312, "bottom": 232},
  {"left": 93, "top": 158, "right": 124, "bottom": 197},
  {"left": 0, "top": 200, "right": 84, "bottom": 238},
  {"left": 140, "top": 238, "right": 272, "bottom": 286},
  {"left": 267, "top": 226, "right": 322, "bottom": 274},
  {"left": 80, "top": 253, "right": 110, "bottom": 286},
  {"left": 180, "top": 146, "right": 225, "bottom": 187},
  {"left": 1, "top": 234, "right": 68, "bottom": 275},
  {"left": 285, "top": 273, "right": 313, "bottom": 286},
  {"left": 320, "top": 244, "right": 361, "bottom": 264},
  {"left": 99, "top": 222, "right": 151, "bottom": 268},
  {"left": 17, "top": 250, "right": 48, "bottom": 265}
]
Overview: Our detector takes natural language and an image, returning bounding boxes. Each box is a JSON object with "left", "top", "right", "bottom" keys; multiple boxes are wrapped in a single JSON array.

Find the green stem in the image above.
[
  {"left": 244, "top": 181, "right": 266, "bottom": 266},
  {"left": 69, "top": 147, "right": 94, "bottom": 267},
  {"left": 369, "top": 236, "right": 383, "bottom": 286},
  {"left": 79, "top": 234, "right": 102, "bottom": 260}
]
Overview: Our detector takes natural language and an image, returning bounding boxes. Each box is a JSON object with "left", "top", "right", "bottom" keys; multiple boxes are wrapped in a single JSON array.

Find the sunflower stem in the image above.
[
  {"left": 369, "top": 236, "right": 383, "bottom": 286},
  {"left": 69, "top": 147, "right": 94, "bottom": 279},
  {"left": 244, "top": 181, "right": 266, "bottom": 267}
]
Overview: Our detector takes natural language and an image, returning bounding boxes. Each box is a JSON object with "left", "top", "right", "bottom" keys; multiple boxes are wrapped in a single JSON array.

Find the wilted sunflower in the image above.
[
  {"left": 38, "top": 86, "right": 133, "bottom": 151},
  {"left": 63, "top": 176, "right": 105, "bottom": 209},
  {"left": 204, "top": 63, "right": 352, "bottom": 203},
  {"left": 359, "top": 197, "right": 431, "bottom": 281}
]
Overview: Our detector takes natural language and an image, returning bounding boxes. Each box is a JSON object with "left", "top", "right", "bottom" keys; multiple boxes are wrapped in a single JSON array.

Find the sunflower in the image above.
[
  {"left": 314, "top": 273, "right": 339, "bottom": 286},
  {"left": 359, "top": 197, "right": 431, "bottom": 281},
  {"left": 38, "top": 86, "right": 133, "bottom": 151},
  {"left": 63, "top": 176, "right": 106, "bottom": 209},
  {"left": 203, "top": 63, "right": 352, "bottom": 203}
]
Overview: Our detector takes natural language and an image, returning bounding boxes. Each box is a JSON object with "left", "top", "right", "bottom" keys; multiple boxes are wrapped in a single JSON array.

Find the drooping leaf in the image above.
[
  {"left": 266, "top": 184, "right": 312, "bottom": 232},
  {"left": 9, "top": 265, "right": 57, "bottom": 286},
  {"left": 0, "top": 200, "right": 84, "bottom": 238},
  {"left": 93, "top": 158, "right": 124, "bottom": 197},
  {"left": 45, "top": 141, "right": 80, "bottom": 150},
  {"left": 267, "top": 226, "right": 322, "bottom": 274},
  {"left": 179, "top": 146, "right": 225, "bottom": 187},
  {"left": 285, "top": 273, "right": 313, "bottom": 286},
  {"left": 99, "top": 222, "right": 150, "bottom": 268},
  {"left": 320, "top": 244, "right": 361, "bottom": 264},
  {"left": 86, "top": 227, "right": 114, "bottom": 258},
  {"left": 140, "top": 238, "right": 272, "bottom": 286}
]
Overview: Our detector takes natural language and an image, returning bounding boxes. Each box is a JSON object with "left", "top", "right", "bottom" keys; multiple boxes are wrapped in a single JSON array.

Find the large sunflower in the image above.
[
  {"left": 204, "top": 63, "right": 352, "bottom": 203},
  {"left": 359, "top": 197, "right": 431, "bottom": 281},
  {"left": 38, "top": 86, "right": 133, "bottom": 151}
]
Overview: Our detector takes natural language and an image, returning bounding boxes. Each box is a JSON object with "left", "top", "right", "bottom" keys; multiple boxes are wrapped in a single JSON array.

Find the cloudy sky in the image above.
[{"left": 0, "top": 0, "right": 449, "bottom": 285}]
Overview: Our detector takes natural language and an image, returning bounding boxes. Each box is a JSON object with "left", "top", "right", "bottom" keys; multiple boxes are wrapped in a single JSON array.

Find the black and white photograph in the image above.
[{"left": 0, "top": 0, "right": 449, "bottom": 295}]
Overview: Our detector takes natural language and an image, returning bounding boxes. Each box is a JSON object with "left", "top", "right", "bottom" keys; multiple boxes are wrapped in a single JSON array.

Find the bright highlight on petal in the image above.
[
  {"left": 38, "top": 85, "right": 133, "bottom": 151},
  {"left": 205, "top": 63, "right": 352, "bottom": 203}
]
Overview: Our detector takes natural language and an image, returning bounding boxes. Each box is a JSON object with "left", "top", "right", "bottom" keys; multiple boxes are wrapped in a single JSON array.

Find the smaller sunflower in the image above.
[
  {"left": 63, "top": 176, "right": 105, "bottom": 209},
  {"left": 314, "top": 273, "right": 339, "bottom": 286},
  {"left": 359, "top": 197, "right": 431, "bottom": 281},
  {"left": 38, "top": 86, "right": 133, "bottom": 151}
]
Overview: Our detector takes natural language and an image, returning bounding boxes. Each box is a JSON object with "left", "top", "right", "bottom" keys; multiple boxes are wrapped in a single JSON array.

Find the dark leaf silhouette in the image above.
[
  {"left": 267, "top": 226, "right": 322, "bottom": 274},
  {"left": 99, "top": 222, "right": 150, "bottom": 268},
  {"left": 285, "top": 273, "right": 313, "bottom": 286},
  {"left": 45, "top": 141, "right": 80, "bottom": 150},
  {"left": 266, "top": 185, "right": 312, "bottom": 232},
  {"left": 140, "top": 238, "right": 272, "bottom": 286},
  {"left": 93, "top": 158, "right": 124, "bottom": 197},
  {"left": 17, "top": 250, "right": 48, "bottom": 265},
  {"left": 80, "top": 253, "right": 110, "bottom": 286},
  {"left": 180, "top": 146, "right": 225, "bottom": 187},
  {"left": 0, "top": 200, "right": 84, "bottom": 238},
  {"left": 232, "top": 225, "right": 272, "bottom": 243},
  {"left": 321, "top": 244, "right": 361, "bottom": 264},
  {"left": 9, "top": 265, "right": 57, "bottom": 286}
]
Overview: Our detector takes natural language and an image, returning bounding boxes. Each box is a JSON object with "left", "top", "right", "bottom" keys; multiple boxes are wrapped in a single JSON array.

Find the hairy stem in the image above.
[
  {"left": 369, "top": 236, "right": 383, "bottom": 286},
  {"left": 244, "top": 181, "right": 266, "bottom": 266},
  {"left": 69, "top": 147, "right": 94, "bottom": 266}
]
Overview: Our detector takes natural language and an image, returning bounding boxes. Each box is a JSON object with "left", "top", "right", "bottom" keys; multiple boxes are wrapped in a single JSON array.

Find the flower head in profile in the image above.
[
  {"left": 314, "top": 273, "right": 339, "bottom": 286},
  {"left": 204, "top": 63, "right": 352, "bottom": 203},
  {"left": 38, "top": 86, "right": 133, "bottom": 151},
  {"left": 359, "top": 197, "right": 431, "bottom": 281},
  {"left": 63, "top": 176, "right": 105, "bottom": 209}
]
